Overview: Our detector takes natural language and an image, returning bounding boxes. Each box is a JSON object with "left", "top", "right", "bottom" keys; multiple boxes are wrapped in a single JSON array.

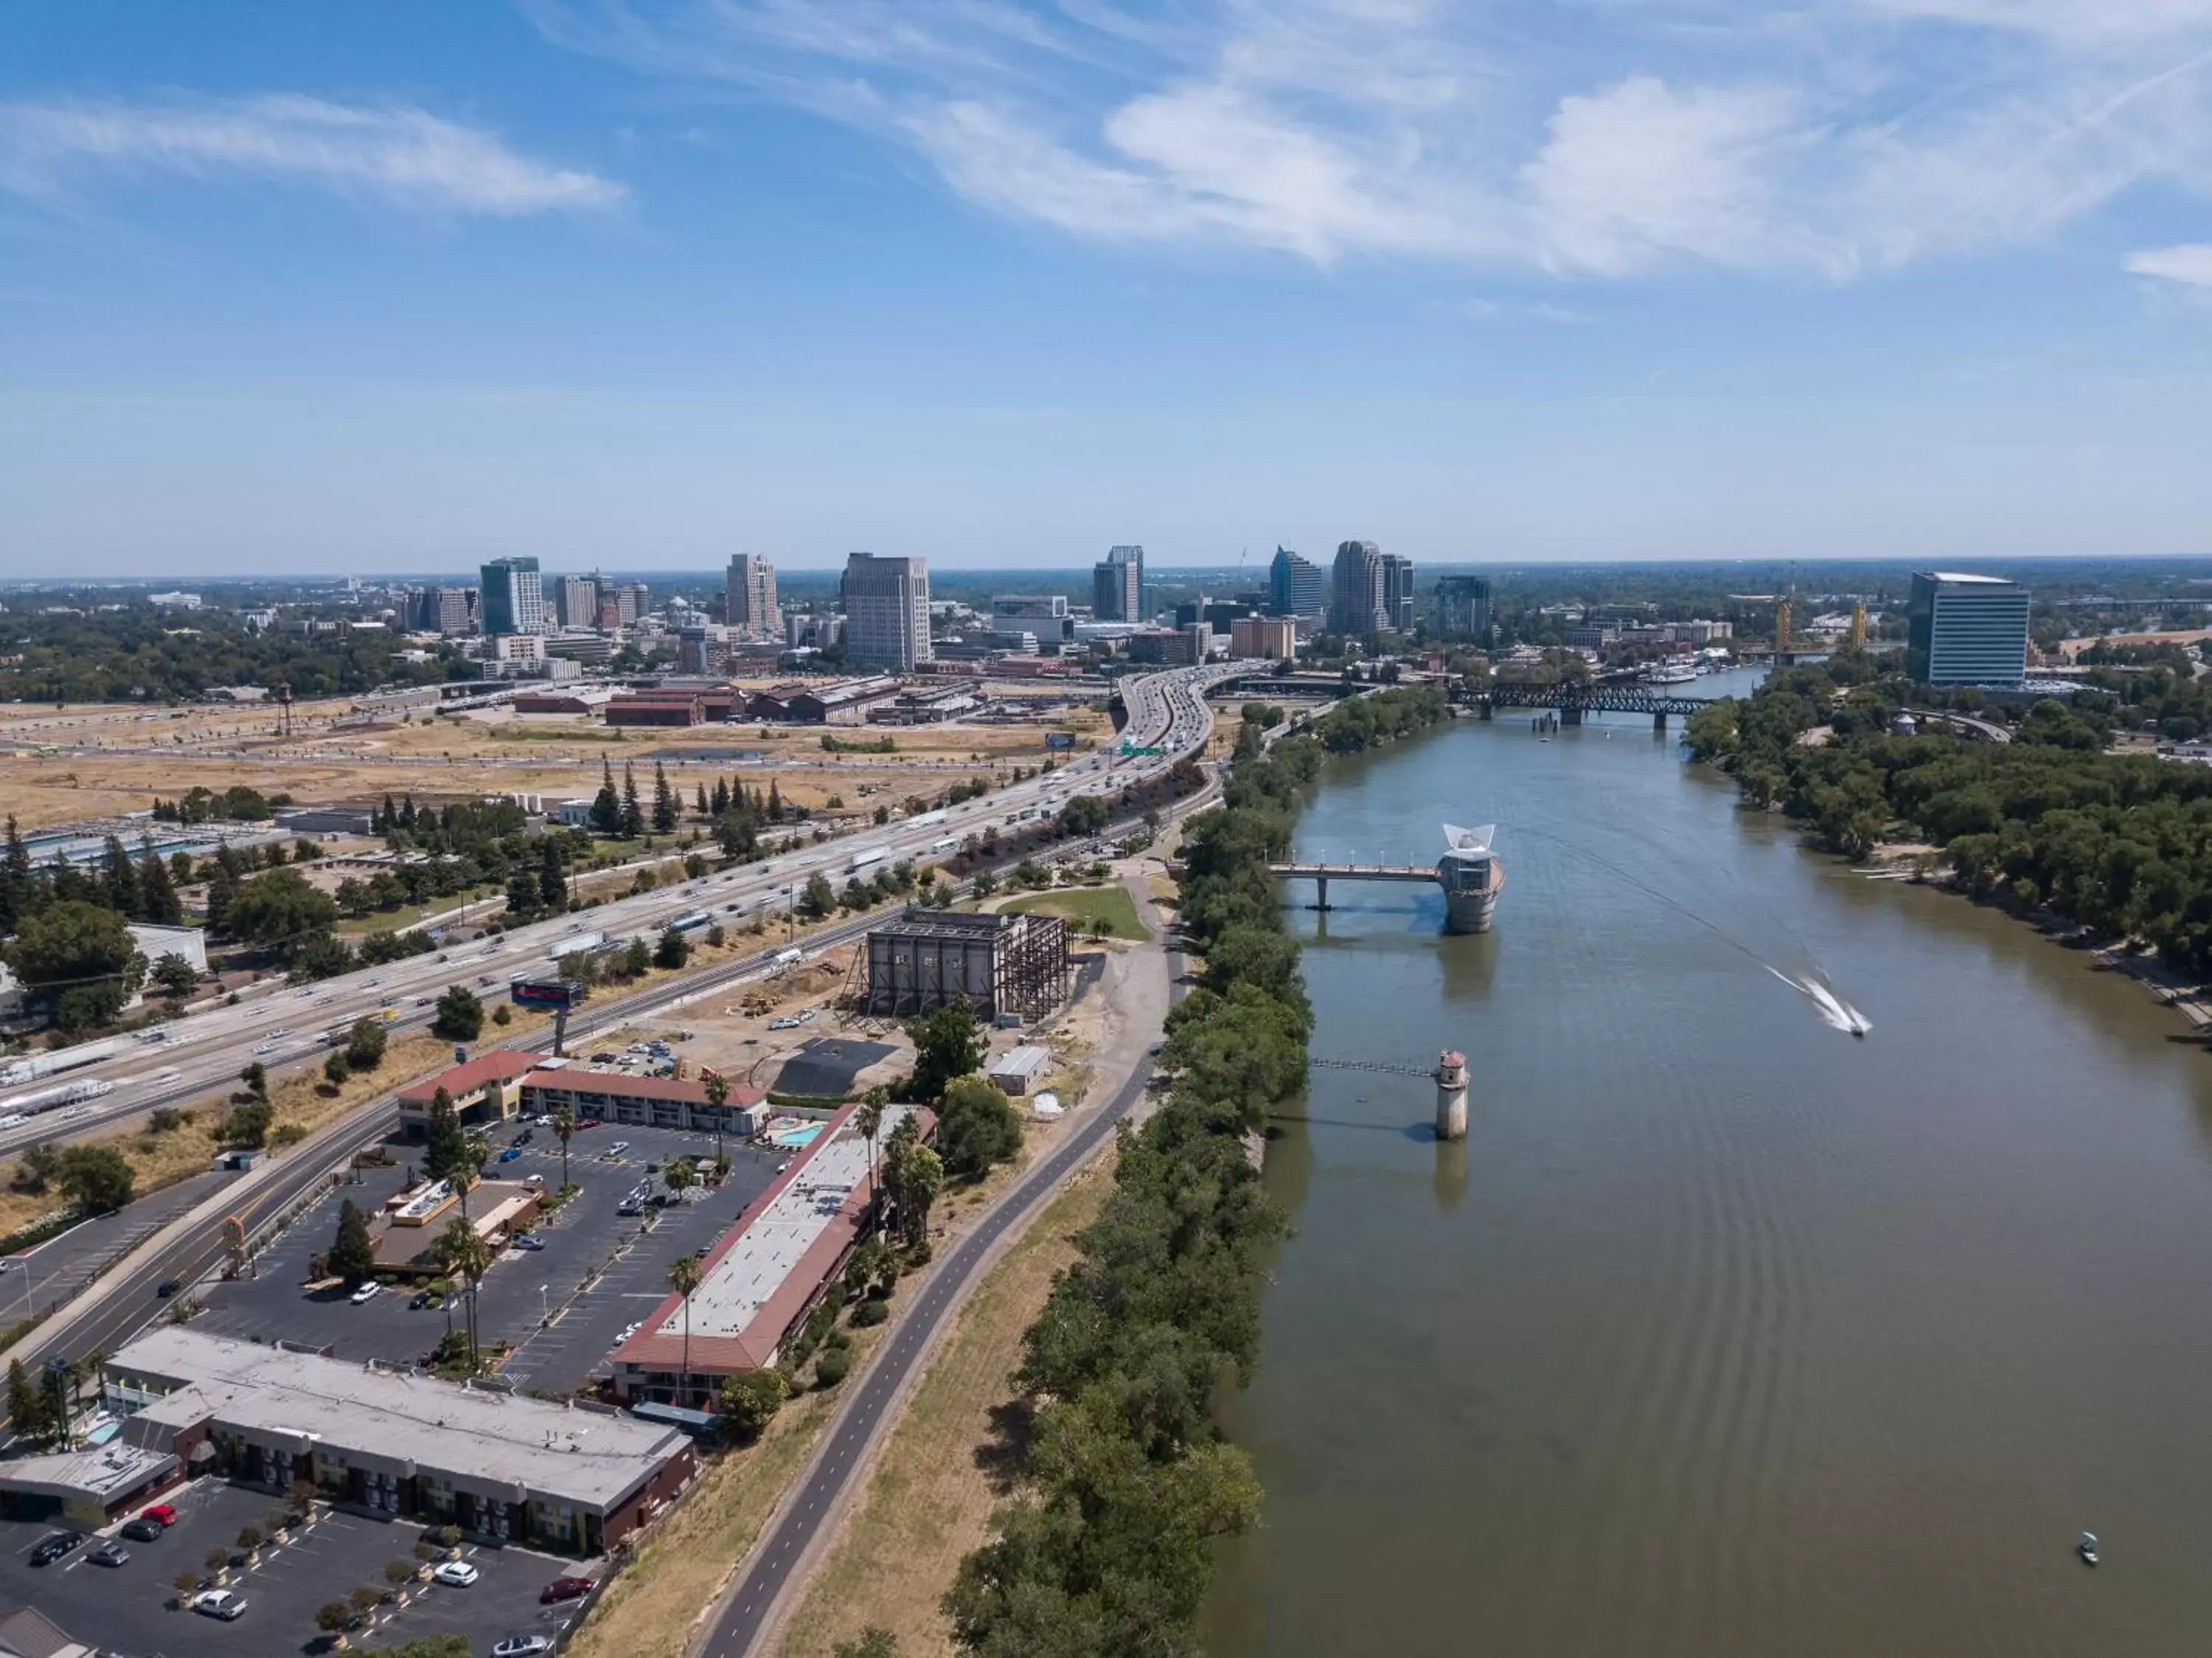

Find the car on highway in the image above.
[
  {"left": 191, "top": 1589, "right": 247, "bottom": 1620},
  {"left": 30, "top": 1531, "right": 83, "bottom": 1566},
  {"left": 493, "top": 1637, "right": 557, "bottom": 1658},
  {"left": 156, "top": 1278, "right": 181, "bottom": 1298},
  {"left": 350, "top": 1281, "right": 382, "bottom": 1305},
  {"left": 89, "top": 1539, "right": 131, "bottom": 1568},
  {"left": 432, "top": 1560, "right": 481, "bottom": 1587},
  {"left": 540, "top": 1575, "right": 594, "bottom": 1604},
  {"left": 251, "top": 1041, "right": 279, "bottom": 1055}
]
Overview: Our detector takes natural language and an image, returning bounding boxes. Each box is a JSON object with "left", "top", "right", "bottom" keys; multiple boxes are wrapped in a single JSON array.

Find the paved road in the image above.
[{"left": 696, "top": 716, "right": 1220, "bottom": 1658}]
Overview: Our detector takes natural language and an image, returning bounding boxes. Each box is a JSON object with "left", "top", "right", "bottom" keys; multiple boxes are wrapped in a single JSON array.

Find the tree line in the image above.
[
  {"left": 944, "top": 688, "right": 1443, "bottom": 1656},
  {"left": 1686, "top": 655, "right": 2212, "bottom": 973}
]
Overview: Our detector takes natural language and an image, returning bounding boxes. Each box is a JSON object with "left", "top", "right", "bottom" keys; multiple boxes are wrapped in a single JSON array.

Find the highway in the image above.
[
  {"left": 0, "top": 664, "right": 1239, "bottom": 1162},
  {"left": 0, "top": 664, "right": 1238, "bottom": 1408}
]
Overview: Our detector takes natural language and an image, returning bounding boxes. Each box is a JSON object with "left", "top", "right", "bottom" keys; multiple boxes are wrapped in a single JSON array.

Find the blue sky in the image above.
[{"left": 4, "top": 0, "right": 2212, "bottom": 576}]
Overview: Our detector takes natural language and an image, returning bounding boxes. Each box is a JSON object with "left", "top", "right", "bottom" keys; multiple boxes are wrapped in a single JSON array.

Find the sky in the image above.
[{"left": 4, "top": 0, "right": 2212, "bottom": 577}]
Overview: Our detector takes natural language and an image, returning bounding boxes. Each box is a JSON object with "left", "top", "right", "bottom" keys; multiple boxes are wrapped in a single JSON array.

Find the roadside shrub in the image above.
[
  {"left": 849, "top": 1298, "right": 888, "bottom": 1328},
  {"left": 815, "top": 1347, "right": 851, "bottom": 1388}
]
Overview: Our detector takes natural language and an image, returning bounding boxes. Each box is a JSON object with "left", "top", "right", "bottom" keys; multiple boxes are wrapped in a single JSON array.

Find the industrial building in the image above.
[
  {"left": 1907, "top": 571, "right": 2031, "bottom": 685},
  {"left": 746, "top": 675, "right": 904, "bottom": 724},
  {"left": 611, "top": 1103, "right": 928, "bottom": 1403},
  {"left": 94, "top": 1329, "right": 695, "bottom": 1553},
  {"left": 863, "top": 908, "right": 1069, "bottom": 1021}
]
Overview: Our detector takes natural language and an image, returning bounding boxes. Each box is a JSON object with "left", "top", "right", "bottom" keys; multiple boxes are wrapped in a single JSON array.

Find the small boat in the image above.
[{"left": 2076, "top": 1531, "right": 2099, "bottom": 1567}]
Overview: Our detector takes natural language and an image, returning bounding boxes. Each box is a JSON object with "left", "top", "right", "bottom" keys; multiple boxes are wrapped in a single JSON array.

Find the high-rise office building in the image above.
[
  {"left": 1269, "top": 548, "right": 1326, "bottom": 620},
  {"left": 555, "top": 575, "right": 599, "bottom": 631},
  {"left": 725, "top": 554, "right": 779, "bottom": 639},
  {"left": 624, "top": 583, "right": 652, "bottom": 622},
  {"left": 842, "top": 552, "right": 932, "bottom": 670},
  {"left": 1330, "top": 540, "right": 1388, "bottom": 636},
  {"left": 1906, "top": 572, "right": 2029, "bottom": 684},
  {"left": 1380, "top": 554, "right": 1416, "bottom": 633},
  {"left": 479, "top": 558, "right": 548, "bottom": 637},
  {"left": 1091, "top": 544, "right": 1144, "bottom": 622},
  {"left": 1433, "top": 576, "right": 1492, "bottom": 642},
  {"left": 411, "top": 585, "right": 473, "bottom": 635}
]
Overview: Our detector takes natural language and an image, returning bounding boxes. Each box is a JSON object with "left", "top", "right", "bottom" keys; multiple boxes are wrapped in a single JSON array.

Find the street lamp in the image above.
[{"left": 0, "top": 1258, "right": 31, "bottom": 1328}]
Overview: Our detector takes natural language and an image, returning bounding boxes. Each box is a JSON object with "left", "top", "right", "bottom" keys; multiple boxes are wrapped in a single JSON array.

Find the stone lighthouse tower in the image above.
[{"left": 1434, "top": 1050, "right": 1469, "bottom": 1142}]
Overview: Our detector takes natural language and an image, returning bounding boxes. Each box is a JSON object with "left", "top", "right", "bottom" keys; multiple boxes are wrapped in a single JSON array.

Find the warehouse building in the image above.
[
  {"left": 862, "top": 908, "right": 1069, "bottom": 1022},
  {"left": 97, "top": 1328, "right": 696, "bottom": 1554}
]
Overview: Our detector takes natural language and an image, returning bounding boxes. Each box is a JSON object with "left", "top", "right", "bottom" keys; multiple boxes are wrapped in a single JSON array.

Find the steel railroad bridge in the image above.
[{"left": 1475, "top": 681, "right": 1715, "bottom": 729}]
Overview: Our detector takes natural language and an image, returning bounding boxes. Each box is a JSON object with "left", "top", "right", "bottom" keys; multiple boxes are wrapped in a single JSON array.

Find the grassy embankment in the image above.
[{"left": 1001, "top": 884, "right": 1152, "bottom": 941}]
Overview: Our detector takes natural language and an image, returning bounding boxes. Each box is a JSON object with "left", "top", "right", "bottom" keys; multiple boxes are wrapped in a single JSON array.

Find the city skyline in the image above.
[{"left": 7, "top": 1, "right": 2212, "bottom": 575}]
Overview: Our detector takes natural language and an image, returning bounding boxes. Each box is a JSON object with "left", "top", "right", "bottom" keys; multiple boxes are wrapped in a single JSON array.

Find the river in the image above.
[{"left": 1206, "top": 670, "right": 2212, "bottom": 1658}]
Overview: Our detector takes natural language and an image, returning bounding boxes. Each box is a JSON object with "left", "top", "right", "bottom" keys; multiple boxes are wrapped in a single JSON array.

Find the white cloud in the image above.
[
  {"left": 529, "top": 0, "right": 2212, "bottom": 281},
  {"left": 0, "top": 94, "right": 624, "bottom": 215},
  {"left": 2127, "top": 242, "right": 2212, "bottom": 284}
]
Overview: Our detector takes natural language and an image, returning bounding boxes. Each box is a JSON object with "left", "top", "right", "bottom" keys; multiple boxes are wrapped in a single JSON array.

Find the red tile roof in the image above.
[{"left": 397, "top": 1050, "right": 539, "bottom": 1105}]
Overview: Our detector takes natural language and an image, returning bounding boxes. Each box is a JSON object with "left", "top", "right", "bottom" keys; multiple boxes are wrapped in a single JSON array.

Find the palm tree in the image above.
[
  {"left": 436, "top": 1217, "right": 493, "bottom": 1372},
  {"left": 701, "top": 1072, "right": 729, "bottom": 1177},
  {"left": 667, "top": 1255, "right": 703, "bottom": 1409},
  {"left": 854, "top": 1092, "right": 886, "bottom": 1230},
  {"left": 552, "top": 1107, "right": 575, "bottom": 1193},
  {"left": 459, "top": 1130, "right": 490, "bottom": 1220}
]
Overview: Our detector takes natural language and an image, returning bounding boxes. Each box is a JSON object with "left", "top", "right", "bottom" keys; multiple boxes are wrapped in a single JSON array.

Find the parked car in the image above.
[
  {"left": 431, "top": 1560, "right": 480, "bottom": 1587},
  {"left": 497, "top": 1147, "right": 523, "bottom": 1162},
  {"left": 89, "top": 1539, "right": 130, "bottom": 1568},
  {"left": 607, "top": 1140, "right": 631, "bottom": 1156},
  {"left": 408, "top": 1289, "right": 434, "bottom": 1309},
  {"left": 350, "top": 1281, "right": 382, "bottom": 1305},
  {"left": 191, "top": 1589, "right": 247, "bottom": 1620},
  {"left": 616, "top": 1197, "right": 641, "bottom": 1217},
  {"left": 140, "top": 1502, "right": 179, "bottom": 1527},
  {"left": 121, "top": 1516, "right": 166, "bottom": 1542},
  {"left": 540, "top": 1575, "right": 594, "bottom": 1604},
  {"left": 510, "top": 1232, "right": 545, "bottom": 1251},
  {"left": 493, "top": 1636, "right": 557, "bottom": 1658},
  {"left": 577, "top": 1117, "right": 602, "bottom": 1130},
  {"left": 30, "top": 1532, "right": 83, "bottom": 1566}
]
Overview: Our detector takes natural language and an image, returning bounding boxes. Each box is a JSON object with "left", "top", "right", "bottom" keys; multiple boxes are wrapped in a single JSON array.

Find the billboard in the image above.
[
  {"left": 510, "top": 977, "right": 586, "bottom": 1010},
  {"left": 1045, "top": 731, "right": 1077, "bottom": 750}
]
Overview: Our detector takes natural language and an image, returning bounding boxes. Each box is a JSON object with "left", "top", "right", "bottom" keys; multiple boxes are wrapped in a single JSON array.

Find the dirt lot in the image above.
[{"left": 0, "top": 695, "right": 1113, "bottom": 833}]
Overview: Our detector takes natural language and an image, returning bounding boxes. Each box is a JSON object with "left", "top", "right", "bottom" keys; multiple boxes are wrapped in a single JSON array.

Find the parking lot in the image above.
[
  {"left": 0, "top": 1476, "right": 585, "bottom": 1657},
  {"left": 193, "top": 1121, "right": 779, "bottom": 1394}
]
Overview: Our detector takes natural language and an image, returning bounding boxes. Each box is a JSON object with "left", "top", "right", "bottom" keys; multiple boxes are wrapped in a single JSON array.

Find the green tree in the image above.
[
  {"left": 220, "top": 1100, "right": 274, "bottom": 1148},
  {"left": 136, "top": 839, "right": 184, "bottom": 925},
  {"left": 655, "top": 926, "right": 691, "bottom": 970},
  {"left": 719, "top": 1368, "right": 787, "bottom": 1443},
  {"left": 504, "top": 867, "right": 540, "bottom": 920},
  {"left": 799, "top": 872, "right": 836, "bottom": 920},
  {"left": 620, "top": 763, "right": 645, "bottom": 839},
  {"left": 651, "top": 762, "right": 678, "bottom": 834},
  {"left": 833, "top": 1629, "right": 901, "bottom": 1658},
  {"left": 431, "top": 985, "right": 482, "bottom": 1041},
  {"left": 883, "top": 1128, "right": 942, "bottom": 1250},
  {"left": 552, "top": 1106, "right": 575, "bottom": 1193},
  {"left": 434, "top": 1215, "right": 493, "bottom": 1370},
  {"left": 590, "top": 757, "right": 622, "bottom": 835},
  {"left": 223, "top": 867, "right": 339, "bottom": 960},
  {"left": 345, "top": 1016, "right": 387, "bottom": 1072},
  {"left": 538, "top": 839, "right": 568, "bottom": 910},
  {"left": 150, "top": 951, "right": 199, "bottom": 1002},
  {"left": 622, "top": 935, "right": 652, "bottom": 978},
  {"left": 702, "top": 1071, "right": 731, "bottom": 1173},
  {"left": 854, "top": 1094, "right": 885, "bottom": 1226},
  {"left": 422, "top": 1088, "right": 469, "bottom": 1197},
  {"left": 240, "top": 1061, "right": 268, "bottom": 1100},
  {"left": 323, "top": 1052, "right": 352, "bottom": 1087},
  {"left": 328, "top": 1198, "right": 375, "bottom": 1288},
  {"left": 667, "top": 1253, "right": 703, "bottom": 1408},
  {"left": 7, "top": 899, "right": 145, "bottom": 1030},
  {"left": 935, "top": 1075, "right": 1023, "bottom": 1179},
  {"left": 905, "top": 1002, "right": 984, "bottom": 1103},
  {"left": 7, "top": 1357, "right": 52, "bottom": 1440},
  {"left": 56, "top": 1144, "right": 134, "bottom": 1213}
]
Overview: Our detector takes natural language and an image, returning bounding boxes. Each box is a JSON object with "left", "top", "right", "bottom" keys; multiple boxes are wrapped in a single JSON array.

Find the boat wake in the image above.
[{"left": 1766, "top": 967, "right": 1873, "bottom": 1036}]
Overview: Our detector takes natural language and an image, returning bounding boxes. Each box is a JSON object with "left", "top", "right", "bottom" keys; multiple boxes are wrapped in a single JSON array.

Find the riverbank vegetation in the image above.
[
  {"left": 944, "top": 687, "right": 1441, "bottom": 1657},
  {"left": 1688, "top": 656, "right": 2212, "bottom": 971}
]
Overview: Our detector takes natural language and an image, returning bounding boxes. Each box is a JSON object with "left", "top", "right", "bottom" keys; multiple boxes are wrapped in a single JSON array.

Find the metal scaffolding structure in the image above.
[{"left": 862, "top": 907, "right": 1071, "bottom": 1022}]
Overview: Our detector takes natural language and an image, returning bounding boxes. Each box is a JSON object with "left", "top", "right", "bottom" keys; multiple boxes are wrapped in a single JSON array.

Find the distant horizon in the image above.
[{"left": 9, "top": 550, "right": 2212, "bottom": 589}]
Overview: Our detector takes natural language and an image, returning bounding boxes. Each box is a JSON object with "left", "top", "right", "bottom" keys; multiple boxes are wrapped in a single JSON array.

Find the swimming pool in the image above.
[{"left": 771, "top": 1123, "right": 824, "bottom": 1149}]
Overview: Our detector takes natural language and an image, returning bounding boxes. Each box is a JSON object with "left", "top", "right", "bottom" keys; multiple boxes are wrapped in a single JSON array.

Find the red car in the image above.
[
  {"left": 540, "top": 1575, "right": 594, "bottom": 1604},
  {"left": 575, "top": 1117, "right": 601, "bottom": 1131},
  {"left": 139, "top": 1503, "right": 180, "bottom": 1527}
]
